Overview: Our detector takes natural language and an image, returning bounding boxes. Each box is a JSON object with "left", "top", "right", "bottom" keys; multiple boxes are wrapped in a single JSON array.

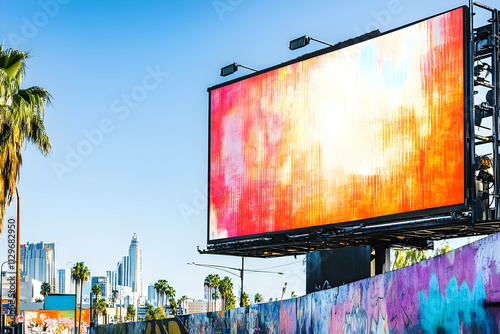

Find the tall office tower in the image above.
[
  {"left": 123, "top": 256, "right": 130, "bottom": 287},
  {"left": 147, "top": 284, "right": 156, "bottom": 306},
  {"left": 91, "top": 276, "right": 110, "bottom": 299},
  {"left": 57, "top": 268, "right": 71, "bottom": 294},
  {"left": 128, "top": 233, "right": 142, "bottom": 296},
  {"left": 106, "top": 270, "right": 117, "bottom": 292},
  {"left": 22, "top": 242, "right": 57, "bottom": 292}
]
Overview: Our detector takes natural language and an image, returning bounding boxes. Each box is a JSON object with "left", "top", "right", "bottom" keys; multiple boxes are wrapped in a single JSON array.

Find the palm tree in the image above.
[
  {"left": 241, "top": 292, "right": 249, "bottom": 307},
  {"left": 218, "top": 276, "right": 233, "bottom": 310},
  {"left": 204, "top": 274, "right": 220, "bottom": 312},
  {"left": 78, "top": 265, "right": 90, "bottom": 331},
  {"left": 204, "top": 275, "right": 211, "bottom": 312},
  {"left": 212, "top": 290, "right": 220, "bottom": 311},
  {"left": 254, "top": 293, "right": 263, "bottom": 304},
  {"left": 40, "top": 282, "right": 51, "bottom": 297},
  {"left": 95, "top": 298, "right": 108, "bottom": 325},
  {"left": 92, "top": 283, "right": 102, "bottom": 323},
  {"left": 71, "top": 262, "right": 90, "bottom": 334},
  {"left": 126, "top": 304, "right": 135, "bottom": 321},
  {"left": 145, "top": 306, "right": 164, "bottom": 321},
  {"left": 169, "top": 297, "right": 178, "bottom": 315},
  {"left": 71, "top": 263, "right": 81, "bottom": 333},
  {"left": 156, "top": 279, "right": 168, "bottom": 308},
  {"left": 163, "top": 283, "right": 175, "bottom": 314},
  {"left": 110, "top": 289, "right": 118, "bottom": 308},
  {"left": 281, "top": 282, "right": 288, "bottom": 300},
  {"left": 0, "top": 45, "right": 51, "bottom": 231},
  {"left": 177, "top": 295, "right": 188, "bottom": 315},
  {"left": 153, "top": 281, "right": 161, "bottom": 307}
]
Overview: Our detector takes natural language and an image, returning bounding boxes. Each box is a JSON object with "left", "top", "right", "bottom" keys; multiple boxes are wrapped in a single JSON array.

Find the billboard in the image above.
[{"left": 208, "top": 7, "right": 468, "bottom": 243}]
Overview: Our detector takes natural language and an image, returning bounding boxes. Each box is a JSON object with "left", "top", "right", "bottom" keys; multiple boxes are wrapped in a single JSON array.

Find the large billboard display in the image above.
[{"left": 209, "top": 7, "right": 467, "bottom": 243}]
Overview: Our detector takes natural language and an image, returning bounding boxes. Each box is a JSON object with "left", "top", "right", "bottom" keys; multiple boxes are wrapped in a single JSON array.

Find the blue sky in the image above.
[{"left": 1, "top": 0, "right": 494, "bottom": 301}]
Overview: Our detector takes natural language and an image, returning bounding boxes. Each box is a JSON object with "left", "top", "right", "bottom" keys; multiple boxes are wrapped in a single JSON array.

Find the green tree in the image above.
[
  {"left": 218, "top": 276, "right": 233, "bottom": 310},
  {"left": 145, "top": 306, "right": 164, "bottom": 320},
  {"left": 0, "top": 45, "right": 51, "bottom": 232},
  {"left": 204, "top": 274, "right": 220, "bottom": 312},
  {"left": 394, "top": 244, "right": 451, "bottom": 269},
  {"left": 154, "top": 281, "right": 162, "bottom": 307},
  {"left": 177, "top": 295, "right": 188, "bottom": 315},
  {"left": 281, "top": 282, "right": 288, "bottom": 300},
  {"left": 40, "top": 282, "right": 51, "bottom": 297},
  {"left": 169, "top": 297, "right": 178, "bottom": 315},
  {"left": 241, "top": 292, "right": 249, "bottom": 307},
  {"left": 162, "top": 282, "right": 175, "bottom": 314},
  {"left": 95, "top": 298, "right": 108, "bottom": 325},
  {"left": 71, "top": 262, "right": 90, "bottom": 334},
  {"left": 254, "top": 293, "right": 263, "bottom": 304},
  {"left": 290, "top": 291, "right": 297, "bottom": 298},
  {"left": 92, "top": 283, "right": 102, "bottom": 323},
  {"left": 225, "top": 292, "right": 236, "bottom": 310},
  {"left": 126, "top": 304, "right": 135, "bottom": 321},
  {"left": 110, "top": 289, "right": 118, "bottom": 308},
  {"left": 212, "top": 290, "right": 220, "bottom": 311}
]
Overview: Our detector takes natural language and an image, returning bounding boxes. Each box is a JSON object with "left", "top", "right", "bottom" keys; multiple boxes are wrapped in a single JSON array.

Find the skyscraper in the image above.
[
  {"left": 91, "top": 276, "right": 110, "bottom": 299},
  {"left": 57, "top": 268, "right": 71, "bottom": 294},
  {"left": 128, "top": 233, "right": 142, "bottom": 296},
  {"left": 22, "top": 242, "right": 57, "bottom": 292}
]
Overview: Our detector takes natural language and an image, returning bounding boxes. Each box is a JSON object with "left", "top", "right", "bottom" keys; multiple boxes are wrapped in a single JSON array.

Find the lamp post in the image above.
[
  {"left": 0, "top": 260, "right": 9, "bottom": 333},
  {"left": 188, "top": 258, "right": 284, "bottom": 307}
]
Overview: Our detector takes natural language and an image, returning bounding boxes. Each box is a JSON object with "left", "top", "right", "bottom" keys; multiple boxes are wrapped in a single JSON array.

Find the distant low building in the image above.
[
  {"left": 186, "top": 300, "right": 208, "bottom": 314},
  {"left": 20, "top": 276, "right": 43, "bottom": 303}
]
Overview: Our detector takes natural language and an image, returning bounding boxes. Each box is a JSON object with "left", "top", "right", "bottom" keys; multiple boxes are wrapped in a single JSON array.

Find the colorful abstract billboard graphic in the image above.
[{"left": 209, "top": 7, "right": 467, "bottom": 242}]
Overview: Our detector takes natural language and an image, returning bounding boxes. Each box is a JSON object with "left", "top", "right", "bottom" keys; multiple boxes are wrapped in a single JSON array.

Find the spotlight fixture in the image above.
[
  {"left": 474, "top": 24, "right": 495, "bottom": 54},
  {"left": 220, "top": 63, "right": 258, "bottom": 77},
  {"left": 289, "top": 35, "right": 334, "bottom": 50}
]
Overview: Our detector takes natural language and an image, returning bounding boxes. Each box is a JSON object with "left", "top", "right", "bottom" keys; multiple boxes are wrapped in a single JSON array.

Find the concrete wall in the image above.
[{"left": 97, "top": 232, "right": 500, "bottom": 333}]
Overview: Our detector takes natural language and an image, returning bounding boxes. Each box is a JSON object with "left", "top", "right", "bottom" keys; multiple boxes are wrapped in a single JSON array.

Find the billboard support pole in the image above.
[
  {"left": 239, "top": 257, "right": 244, "bottom": 307},
  {"left": 493, "top": 8, "right": 500, "bottom": 219},
  {"left": 470, "top": 0, "right": 477, "bottom": 224}
]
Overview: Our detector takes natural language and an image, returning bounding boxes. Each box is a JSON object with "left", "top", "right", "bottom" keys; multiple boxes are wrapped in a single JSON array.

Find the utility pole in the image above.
[{"left": 188, "top": 258, "right": 284, "bottom": 308}]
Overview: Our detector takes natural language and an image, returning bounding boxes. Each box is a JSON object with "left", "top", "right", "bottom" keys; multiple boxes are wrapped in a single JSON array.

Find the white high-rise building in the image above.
[{"left": 128, "top": 233, "right": 142, "bottom": 296}]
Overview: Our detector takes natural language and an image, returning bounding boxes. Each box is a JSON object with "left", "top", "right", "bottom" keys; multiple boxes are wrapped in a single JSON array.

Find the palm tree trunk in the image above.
[
  {"left": 78, "top": 281, "right": 84, "bottom": 334},
  {"left": 74, "top": 280, "right": 78, "bottom": 334}
]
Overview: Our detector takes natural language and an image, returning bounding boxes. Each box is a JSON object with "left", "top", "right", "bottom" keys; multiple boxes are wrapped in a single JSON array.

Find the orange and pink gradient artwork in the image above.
[{"left": 209, "top": 8, "right": 465, "bottom": 241}]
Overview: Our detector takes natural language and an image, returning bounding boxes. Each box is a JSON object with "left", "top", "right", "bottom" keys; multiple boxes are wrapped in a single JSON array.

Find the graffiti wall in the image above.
[
  {"left": 95, "top": 319, "right": 188, "bottom": 334},
  {"left": 25, "top": 310, "right": 90, "bottom": 334},
  {"left": 97, "top": 232, "right": 500, "bottom": 333}
]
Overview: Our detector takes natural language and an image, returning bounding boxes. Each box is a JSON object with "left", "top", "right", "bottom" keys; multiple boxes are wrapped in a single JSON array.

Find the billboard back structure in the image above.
[{"left": 208, "top": 7, "right": 469, "bottom": 247}]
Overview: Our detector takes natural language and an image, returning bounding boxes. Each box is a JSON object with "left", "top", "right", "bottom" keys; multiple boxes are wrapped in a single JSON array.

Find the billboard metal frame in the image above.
[{"left": 203, "top": 4, "right": 500, "bottom": 257}]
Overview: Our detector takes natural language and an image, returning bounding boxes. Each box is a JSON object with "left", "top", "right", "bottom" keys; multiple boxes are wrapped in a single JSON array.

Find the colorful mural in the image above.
[
  {"left": 97, "top": 231, "right": 500, "bottom": 333},
  {"left": 209, "top": 7, "right": 466, "bottom": 241},
  {"left": 24, "top": 310, "right": 90, "bottom": 334},
  {"left": 95, "top": 319, "right": 187, "bottom": 334}
]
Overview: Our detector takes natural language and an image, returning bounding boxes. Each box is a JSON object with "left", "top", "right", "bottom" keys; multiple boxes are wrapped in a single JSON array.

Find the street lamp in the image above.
[
  {"left": 289, "top": 35, "right": 334, "bottom": 50},
  {"left": 188, "top": 258, "right": 284, "bottom": 307},
  {"left": 220, "top": 63, "right": 258, "bottom": 77}
]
